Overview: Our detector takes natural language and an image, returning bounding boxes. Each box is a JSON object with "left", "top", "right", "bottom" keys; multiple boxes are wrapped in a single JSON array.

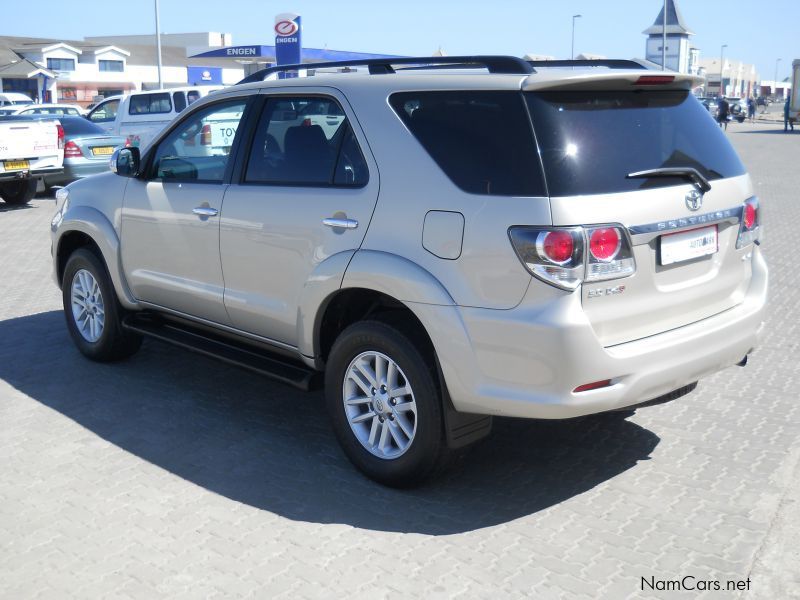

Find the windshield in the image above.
[{"left": 525, "top": 90, "right": 746, "bottom": 196}]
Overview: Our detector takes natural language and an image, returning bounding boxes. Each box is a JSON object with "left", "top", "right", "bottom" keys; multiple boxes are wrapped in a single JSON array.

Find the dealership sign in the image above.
[{"left": 274, "top": 13, "right": 301, "bottom": 67}]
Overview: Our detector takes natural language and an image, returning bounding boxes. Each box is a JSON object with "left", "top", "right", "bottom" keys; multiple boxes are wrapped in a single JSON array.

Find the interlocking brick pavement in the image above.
[{"left": 0, "top": 122, "right": 798, "bottom": 599}]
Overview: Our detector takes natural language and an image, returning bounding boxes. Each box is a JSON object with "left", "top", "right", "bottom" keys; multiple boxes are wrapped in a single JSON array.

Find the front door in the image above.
[
  {"left": 120, "top": 97, "right": 248, "bottom": 325},
  {"left": 220, "top": 92, "right": 379, "bottom": 346}
]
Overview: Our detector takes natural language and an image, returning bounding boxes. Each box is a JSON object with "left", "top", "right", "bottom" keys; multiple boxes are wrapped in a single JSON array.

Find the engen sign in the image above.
[{"left": 274, "top": 13, "right": 301, "bottom": 67}]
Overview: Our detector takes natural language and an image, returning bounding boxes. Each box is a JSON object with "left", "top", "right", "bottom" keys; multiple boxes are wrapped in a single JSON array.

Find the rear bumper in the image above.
[
  {"left": 0, "top": 167, "right": 62, "bottom": 182},
  {"left": 417, "top": 247, "right": 768, "bottom": 419}
]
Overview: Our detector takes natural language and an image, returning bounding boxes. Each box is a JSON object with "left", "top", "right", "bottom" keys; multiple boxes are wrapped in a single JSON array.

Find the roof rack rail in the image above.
[
  {"left": 237, "top": 55, "right": 534, "bottom": 84},
  {"left": 526, "top": 59, "right": 649, "bottom": 70}
]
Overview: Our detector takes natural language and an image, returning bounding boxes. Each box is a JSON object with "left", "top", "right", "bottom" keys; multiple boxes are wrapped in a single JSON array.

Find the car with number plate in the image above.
[
  {"left": 37, "top": 116, "right": 126, "bottom": 189},
  {"left": 51, "top": 56, "right": 767, "bottom": 486},
  {"left": 0, "top": 115, "right": 64, "bottom": 205}
]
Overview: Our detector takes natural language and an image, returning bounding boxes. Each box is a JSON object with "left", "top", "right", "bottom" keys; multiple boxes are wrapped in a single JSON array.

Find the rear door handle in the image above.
[
  {"left": 192, "top": 206, "right": 219, "bottom": 217},
  {"left": 323, "top": 217, "right": 358, "bottom": 229}
]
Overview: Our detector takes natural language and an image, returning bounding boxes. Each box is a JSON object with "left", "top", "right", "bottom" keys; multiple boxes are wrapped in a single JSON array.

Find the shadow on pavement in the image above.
[
  {"left": 734, "top": 129, "right": 796, "bottom": 135},
  {"left": 0, "top": 311, "right": 660, "bottom": 535},
  {"left": 0, "top": 202, "right": 35, "bottom": 213}
]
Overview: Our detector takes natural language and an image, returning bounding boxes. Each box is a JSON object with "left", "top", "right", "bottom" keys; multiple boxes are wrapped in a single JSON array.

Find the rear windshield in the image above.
[
  {"left": 61, "top": 118, "right": 106, "bottom": 136},
  {"left": 525, "top": 90, "right": 746, "bottom": 196},
  {"left": 390, "top": 91, "right": 546, "bottom": 196}
]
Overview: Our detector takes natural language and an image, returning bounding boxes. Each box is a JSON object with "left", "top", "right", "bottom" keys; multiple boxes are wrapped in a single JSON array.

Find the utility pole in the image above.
[
  {"left": 719, "top": 44, "right": 727, "bottom": 96},
  {"left": 155, "top": 0, "right": 163, "bottom": 89},
  {"left": 571, "top": 14, "right": 581, "bottom": 60},
  {"left": 661, "top": 0, "right": 667, "bottom": 70},
  {"left": 774, "top": 58, "right": 782, "bottom": 96}
]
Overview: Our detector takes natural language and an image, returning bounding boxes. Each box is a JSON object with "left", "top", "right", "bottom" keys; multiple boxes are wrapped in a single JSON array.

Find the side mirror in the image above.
[{"left": 110, "top": 147, "right": 140, "bottom": 178}]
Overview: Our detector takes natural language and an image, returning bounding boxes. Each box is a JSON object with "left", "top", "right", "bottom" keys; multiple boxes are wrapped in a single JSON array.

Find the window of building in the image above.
[
  {"left": 99, "top": 60, "right": 124, "bottom": 72},
  {"left": 46, "top": 58, "right": 75, "bottom": 71}
]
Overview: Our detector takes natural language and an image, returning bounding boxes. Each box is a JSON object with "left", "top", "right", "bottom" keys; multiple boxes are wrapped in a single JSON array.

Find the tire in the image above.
[
  {"left": 0, "top": 178, "right": 37, "bottom": 205},
  {"left": 62, "top": 248, "right": 142, "bottom": 362},
  {"left": 325, "top": 319, "right": 447, "bottom": 487}
]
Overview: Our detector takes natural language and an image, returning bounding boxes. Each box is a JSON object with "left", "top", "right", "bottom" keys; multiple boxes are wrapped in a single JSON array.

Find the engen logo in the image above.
[{"left": 274, "top": 19, "right": 299, "bottom": 37}]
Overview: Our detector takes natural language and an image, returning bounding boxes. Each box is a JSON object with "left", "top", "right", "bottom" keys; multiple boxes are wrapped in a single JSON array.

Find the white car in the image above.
[
  {"left": 86, "top": 86, "right": 224, "bottom": 150},
  {"left": 0, "top": 92, "right": 34, "bottom": 107},
  {"left": 0, "top": 103, "right": 85, "bottom": 117}
]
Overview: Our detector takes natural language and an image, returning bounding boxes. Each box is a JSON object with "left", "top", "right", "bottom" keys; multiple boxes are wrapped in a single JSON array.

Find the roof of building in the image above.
[
  {"left": 642, "top": 0, "right": 693, "bottom": 36},
  {"left": 0, "top": 57, "right": 56, "bottom": 78}
]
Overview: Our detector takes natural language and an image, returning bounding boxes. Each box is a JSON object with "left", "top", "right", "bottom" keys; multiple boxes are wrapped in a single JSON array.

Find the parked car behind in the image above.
[
  {"left": 0, "top": 103, "right": 85, "bottom": 116},
  {"left": 724, "top": 97, "right": 747, "bottom": 122},
  {"left": 85, "top": 86, "right": 223, "bottom": 150},
  {"left": 39, "top": 116, "right": 125, "bottom": 189},
  {"left": 0, "top": 92, "right": 34, "bottom": 107}
]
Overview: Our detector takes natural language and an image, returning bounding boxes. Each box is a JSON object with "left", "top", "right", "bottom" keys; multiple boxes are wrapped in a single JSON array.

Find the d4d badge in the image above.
[{"left": 587, "top": 285, "right": 626, "bottom": 299}]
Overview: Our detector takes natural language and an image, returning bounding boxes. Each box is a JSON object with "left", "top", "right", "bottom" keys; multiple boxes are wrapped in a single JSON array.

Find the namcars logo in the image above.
[{"left": 274, "top": 19, "right": 299, "bottom": 37}]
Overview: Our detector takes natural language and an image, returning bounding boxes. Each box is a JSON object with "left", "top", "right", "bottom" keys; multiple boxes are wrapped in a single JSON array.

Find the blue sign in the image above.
[
  {"left": 187, "top": 66, "right": 223, "bottom": 85},
  {"left": 274, "top": 13, "right": 301, "bottom": 67},
  {"left": 192, "top": 45, "right": 270, "bottom": 59}
]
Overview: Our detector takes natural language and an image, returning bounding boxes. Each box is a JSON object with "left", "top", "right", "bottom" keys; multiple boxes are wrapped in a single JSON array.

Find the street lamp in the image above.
[
  {"left": 719, "top": 44, "right": 727, "bottom": 97},
  {"left": 571, "top": 14, "right": 581, "bottom": 60},
  {"left": 155, "top": 0, "right": 163, "bottom": 89},
  {"left": 661, "top": 0, "right": 667, "bottom": 71},
  {"left": 774, "top": 58, "right": 782, "bottom": 95}
]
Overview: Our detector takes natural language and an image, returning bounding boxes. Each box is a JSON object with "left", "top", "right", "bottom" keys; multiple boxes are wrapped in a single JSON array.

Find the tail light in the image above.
[
  {"left": 302, "top": 118, "right": 312, "bottom": 127},
  {"left": 509, "top": 224, "right": 636, "bottom": 291},
  {"left": 200, "top": 124, "right": 212, "bottom": 145},
  {"left": 63, "top": 140, "right": 83, "bottom": 158},
  {"left": 736, "top": 197, "right": 760, "bottom": 248},
  {"left": 56, "top": 123, "right": 65, "bottom": 149},
  {"left": 635, "top": 75, "right": 675, "bottom": 85}
]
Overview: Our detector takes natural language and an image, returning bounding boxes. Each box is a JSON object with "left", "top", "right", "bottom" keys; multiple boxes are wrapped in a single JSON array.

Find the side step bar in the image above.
[{"left": 121, "top": 314, "right": 321, "bottom": 391}]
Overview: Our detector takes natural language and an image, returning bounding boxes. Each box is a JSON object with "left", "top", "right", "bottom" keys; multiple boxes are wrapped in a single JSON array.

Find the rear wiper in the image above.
[{"left": 626, "top": 167, "right": 712, "bottom": 194}]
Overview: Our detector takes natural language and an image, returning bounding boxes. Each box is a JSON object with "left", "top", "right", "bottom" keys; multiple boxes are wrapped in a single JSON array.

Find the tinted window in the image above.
[
  {"left": 390, "top": 91, "right": 546, "bottom": 196},
  {"left": 525, "top": 90, "right": 747, "bottom": 196},
  {"left": 129, "top": 92, "right": 171, "bottom": 115},
  {"left": 89, "top": 99, "right": 119, "bottom": 123},
  {"left": 60, "top": 117, "right": 106, "bottom": 136},
  {"left": 187, "top": 90, "right": 201, "bottom": 105},
  {"left": 244, "top": 96, "right": 367, "bottom": 186},
  {"left": 47, "top": 58, "right": 75, "bottom": 71},
  {"left": 173, "top": 92, "right": 187, "bottom": 113},
  {"left": 151, "top": 100, "right": 246, "bottom": 183}
]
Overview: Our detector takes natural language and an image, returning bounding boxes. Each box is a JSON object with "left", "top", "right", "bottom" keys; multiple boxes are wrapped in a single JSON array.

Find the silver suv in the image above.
[{"left": 51, "top": 56, "right": 768, "bottom": 486}]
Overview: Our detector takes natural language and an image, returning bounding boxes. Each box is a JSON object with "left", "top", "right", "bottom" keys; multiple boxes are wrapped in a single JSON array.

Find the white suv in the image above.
[{"left": 51, "top": 56, "right": 768, "bottom": 486}]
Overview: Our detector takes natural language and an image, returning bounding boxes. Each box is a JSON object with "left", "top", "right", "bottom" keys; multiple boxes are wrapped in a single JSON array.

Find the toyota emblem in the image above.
[{"left": 685, "top": 189, "right": 703, "bottom": 211}]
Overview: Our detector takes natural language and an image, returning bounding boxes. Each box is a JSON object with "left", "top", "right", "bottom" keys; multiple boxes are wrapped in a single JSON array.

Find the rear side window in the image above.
[
  {"left": 173, "top": 92, "right": 187, "bottom": 113},
  {"left": 525, "top": 90, "right": 747, "bottom": 196},
  {"left": 390, "top": 91, "right": 546, "bottom": 196},
  {"left": 129, "top": 92, "right": 172, "bottom": 115}
]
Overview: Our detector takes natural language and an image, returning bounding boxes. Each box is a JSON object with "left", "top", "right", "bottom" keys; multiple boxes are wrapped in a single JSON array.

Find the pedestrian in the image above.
[
  {"left": 747, "top": 97, "right": 756, "bottom": 122},
  {"left": 785, "top": 98, "right": 794, "bottom": 132},
  {"left": 717, "top": 97, "right": 730, "bottom": 130}
]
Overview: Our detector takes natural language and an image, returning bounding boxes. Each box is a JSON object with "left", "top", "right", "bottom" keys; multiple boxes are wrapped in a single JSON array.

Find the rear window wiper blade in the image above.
[{"left": 626, "top": 167, "right": 711, "bottom": 193}]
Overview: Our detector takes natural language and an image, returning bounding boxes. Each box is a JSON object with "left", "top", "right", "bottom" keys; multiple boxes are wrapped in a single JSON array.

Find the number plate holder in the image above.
[{"left": 660, "top": 225, "right": 719, "bottom": 265}]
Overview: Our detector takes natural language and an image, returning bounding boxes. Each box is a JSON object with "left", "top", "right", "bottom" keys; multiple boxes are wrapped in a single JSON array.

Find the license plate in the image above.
[
  {"left": 91, "top": 146, "right": 114, "bottom": 156},
  {"left": 660, "top": 225, "right": 718, "bottom": 265},
  {"left": 3, "top": 160, "right": 29, "bottom": 171}
]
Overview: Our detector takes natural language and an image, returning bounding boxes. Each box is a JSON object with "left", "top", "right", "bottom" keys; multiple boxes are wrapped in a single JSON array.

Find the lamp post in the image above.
[
  {"left": 571, "top": 14, "right": 581, "bottom": 60},
  {"left": 719, "top": 44, "right": 727, "bottom": 97},
  {"left": 155, "top": 0, "right": 163, "bottom": 89},
  {"left": 774, "top": 58, "right": 782, "bottom": 96},
  {"left": 661, "top": 0, "right": 667, "bottom": 70}
]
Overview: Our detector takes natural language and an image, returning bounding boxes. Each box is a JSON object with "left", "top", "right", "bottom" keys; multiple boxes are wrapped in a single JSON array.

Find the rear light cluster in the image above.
[
  {"left": 56, "top": 123, "right": 65, "bottom": 150},
  {"left": 63, "top": 140, "right": 83, "bottom": 158},
  {"left": 736, "top": 197, "right": 760, "bottom": 249},
  {"left": 509, "top": 224, "right": 636, "bottom": 290}
]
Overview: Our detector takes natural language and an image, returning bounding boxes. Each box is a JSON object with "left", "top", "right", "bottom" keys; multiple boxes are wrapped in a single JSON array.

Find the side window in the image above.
[
  {"left": 187, "top": 90, "right": 201, "bottom": 105},
  {"left": 173, "top": 92, "right": 187, "bottom": 113},
  {"left": 244, "top": 96, "right": 368, "bottom": 186},
  {"left": 150, "top": 100, "right": 246, "bottom": 183},
  {"left": 129, "top": 92, "right": 171, "bottom": 115},
  {"left": 88, "top": 99, "right": 119, "bottom": 123},
  {"left": 390, "top": 91, "right": 546, "bottom": 196}
]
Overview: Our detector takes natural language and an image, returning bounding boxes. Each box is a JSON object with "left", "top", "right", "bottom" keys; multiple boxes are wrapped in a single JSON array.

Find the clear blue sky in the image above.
[{"left": 3, "top": 0, "right": 796, "bottom": 81}]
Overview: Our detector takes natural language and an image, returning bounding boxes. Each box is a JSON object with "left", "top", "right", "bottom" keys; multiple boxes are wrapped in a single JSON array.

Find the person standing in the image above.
[
  {"left": 717, "top": 97, "right": 730, "bottom": 130},
  {"left": 785, "top": 98, "right": 795, "bottom": 132},
  {"left": 747, "top": 97, "right": 756, "bottom": 122}
]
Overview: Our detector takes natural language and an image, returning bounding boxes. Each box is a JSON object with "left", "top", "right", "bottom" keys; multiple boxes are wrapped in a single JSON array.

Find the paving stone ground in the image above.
[{"left": 0, "top": 121, "right": 798, "bottom": 599}]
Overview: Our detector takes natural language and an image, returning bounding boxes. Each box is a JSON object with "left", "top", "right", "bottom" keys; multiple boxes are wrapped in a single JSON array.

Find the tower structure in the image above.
[{"left": 642, "top": 0, "right": 694, "bottom": 73}]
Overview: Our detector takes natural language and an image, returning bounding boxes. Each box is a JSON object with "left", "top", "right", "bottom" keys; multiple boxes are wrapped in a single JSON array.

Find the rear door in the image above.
[
  {"left": 525, "top": 88, "right": 754, "bottom": 346},
  {"left": 219, "top": 90, "right": 378, "bottom": 346}
]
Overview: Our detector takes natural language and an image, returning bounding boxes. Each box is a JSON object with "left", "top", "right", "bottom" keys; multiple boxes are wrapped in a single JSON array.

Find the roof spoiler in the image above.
[{"left": 523, "top": 70, "right": 704, "bottom": 92}]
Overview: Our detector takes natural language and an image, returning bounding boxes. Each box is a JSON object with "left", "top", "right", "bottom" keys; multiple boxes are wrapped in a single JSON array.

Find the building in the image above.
[
  {"left": 700, "top": 58, "right": 760, "bottom": 98},
  {"left": 642, "top": 0, "right": 697, "bottom": 74}
]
